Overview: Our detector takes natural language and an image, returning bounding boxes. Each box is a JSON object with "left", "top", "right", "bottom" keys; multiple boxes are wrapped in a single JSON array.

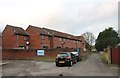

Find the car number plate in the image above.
[{"left": 59, "top": 61, "right": 65, "bottom": 63}]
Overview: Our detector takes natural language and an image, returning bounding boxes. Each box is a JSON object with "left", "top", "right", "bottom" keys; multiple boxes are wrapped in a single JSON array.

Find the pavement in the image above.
[{"left": 1, "top": 53, "right": 119, "bottom": 76}]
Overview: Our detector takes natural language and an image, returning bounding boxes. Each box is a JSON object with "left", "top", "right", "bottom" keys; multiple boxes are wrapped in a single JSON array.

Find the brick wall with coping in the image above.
[{"left": 2, "top": 48, "right": 75, "bottom": 60}]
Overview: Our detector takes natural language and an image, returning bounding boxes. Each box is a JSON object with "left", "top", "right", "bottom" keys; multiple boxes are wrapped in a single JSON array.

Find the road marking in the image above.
[{"left": 0, "top": 62, "right": 9, "bottom": 66}]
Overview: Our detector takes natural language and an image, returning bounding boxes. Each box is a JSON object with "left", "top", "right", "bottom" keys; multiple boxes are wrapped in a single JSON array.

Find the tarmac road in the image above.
[{"left": 2, "top": 53, "right": 118, "bottom": 76}]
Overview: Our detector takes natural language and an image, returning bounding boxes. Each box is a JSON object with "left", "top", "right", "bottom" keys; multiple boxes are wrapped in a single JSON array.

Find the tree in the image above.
[
  {"left": 95, "top": 27, "right": 120, "bottom": 51},
  {"left": 82, "top": 32, "right": 95, "bottom": 51}
]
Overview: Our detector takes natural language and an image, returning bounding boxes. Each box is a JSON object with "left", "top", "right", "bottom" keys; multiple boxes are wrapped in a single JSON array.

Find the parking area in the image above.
[{"left": 2, "top": 53, "right": 119, "bottom": 76}]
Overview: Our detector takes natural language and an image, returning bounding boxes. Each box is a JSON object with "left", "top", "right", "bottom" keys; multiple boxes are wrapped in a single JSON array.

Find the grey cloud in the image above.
[{"left": 0, "top": 0, "right": 118, "bottom": 39}]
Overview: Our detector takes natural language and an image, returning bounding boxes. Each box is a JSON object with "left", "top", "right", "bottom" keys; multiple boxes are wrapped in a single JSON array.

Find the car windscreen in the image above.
[{"left": 57, "top": 53, "right": 69, "bottom": 57}]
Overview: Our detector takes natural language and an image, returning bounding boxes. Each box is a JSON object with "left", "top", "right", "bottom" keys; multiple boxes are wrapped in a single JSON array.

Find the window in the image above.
[
  {"left": 63, "top": 38, "right": 66, "bottom": 42},
  {"left": 43, "top": 46, "right": 48, "bottom": 49},
  {"left": 48, "top": 36, "right": 50, "bottom": 40},
  {"left": 41, "top": 35, "right": 45, "bottom": 40},
  {"left": 80, "top": 39, "right": 82, "bottom": 42},
  {"left": 24, "top": 37, "right": 29, "bottom": 41},
  {"left": 59, "top": 38, "right": 62, "bottom": 41},
  {"left": 76, "top": 41, "right": 78, "bottom": 43},
  {"left": 16, "top": 35, "right": 19, "bottom": 40},
  {"left": 57, "top": 53, "right": 69, "bottom": 57},
  {"left": 66, "top": 47, "right": 68, "bottom": 48},
  {"left": 19, "top": 46, "right": 25, "bottom": 49},
  {"left": 56, "top": 46, "right": 61, "bottom": 49}
]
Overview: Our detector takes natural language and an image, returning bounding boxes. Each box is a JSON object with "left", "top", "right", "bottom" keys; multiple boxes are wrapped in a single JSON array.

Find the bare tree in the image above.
[{"left": 82, "top": 32, "right": 95, "bottom": 51}]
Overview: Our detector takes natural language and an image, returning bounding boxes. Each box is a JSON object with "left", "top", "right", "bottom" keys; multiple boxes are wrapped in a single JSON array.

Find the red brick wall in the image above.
[
  {"left": 75, "top": 36, "right": 86, "bottom": 49},
  {"left": 26, "top": 26, "right": 85, "bottom": 50},
  {"left": 0, "top": 35, "right": 2, "bottom": 59},
  {"left": 2, "top": 26, "right": 15, "bottom": 49},
  {"left": 17, "top": 36, "right": 26, "bottom": 46},
  {"left": 0, "top": 35, "right": 2, "bottom": 48},
  {"left": 41, "top": 35, "right": 50, "bottom": 49},
  {"left": 53, "top": 37, "right": 81, "bottom": 49},
  {"left": 2, "top": 26, "right": 28, "bottom": 49},
  {"left": 26, "top": 27, "right": 51, "bottom": 49},
  {"left": 2, "top": 49, "right": 37, "bottom": 59},
  {"left": 2, "top": 49, "right": 75, "bottom": 60},
  {"left": 111, "top": 48, "right": 120, "bottom": 65},
  {"left": 53, "top": 37, "right": 62, "bottom": 48},
  {"left": 26, "top": 27, "right": 41, "bottom": 49}
]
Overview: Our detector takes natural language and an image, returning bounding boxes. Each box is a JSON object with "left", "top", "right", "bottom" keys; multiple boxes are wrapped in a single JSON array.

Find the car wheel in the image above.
[
  {"left": 56, "top": 63, "right": 59, "bottom": 67},
  {"left": 75, "top": 59, "right": 77, "bottom": 63},
  {"left": 69, "top": 61, "right": 72, "bottom": 66}
]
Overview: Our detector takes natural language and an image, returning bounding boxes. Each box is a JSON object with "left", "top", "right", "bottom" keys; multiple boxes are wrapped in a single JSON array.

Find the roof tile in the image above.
[{"left": 7, "top": 25, "right": 29, "bottom": 36}]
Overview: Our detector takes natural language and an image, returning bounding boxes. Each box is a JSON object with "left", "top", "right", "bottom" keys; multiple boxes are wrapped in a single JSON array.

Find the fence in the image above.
[
  {"left": 111, "top": 48, "right": 120, "bottom": 65},
  {"left": 102, "top": 47, "right": 120, "bottom": 65}
]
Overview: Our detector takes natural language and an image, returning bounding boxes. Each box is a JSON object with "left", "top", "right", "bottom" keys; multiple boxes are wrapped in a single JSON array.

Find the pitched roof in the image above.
[
  {"left": 28, "top": 25, "right": 81, "bottom": 41},
  {"left": 28, "top": 25, "right": 51, "bottom": 36},
  {"left": 6, "top": 25, "right": 29, "bottom": 36},
  {"left": 75, "top": 36, "right": 85, "bottom": 40},
  {"left": 43, "top": 28, "right": 80, "bottom": 40}
]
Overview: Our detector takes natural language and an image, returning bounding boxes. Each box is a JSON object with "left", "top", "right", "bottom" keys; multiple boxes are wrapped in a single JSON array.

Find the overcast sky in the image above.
[{"left": 0, "top": 0, "right": 119, "bottom": 38}]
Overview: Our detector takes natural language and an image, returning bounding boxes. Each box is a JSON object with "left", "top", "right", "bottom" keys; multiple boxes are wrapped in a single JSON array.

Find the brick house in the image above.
[
  {"left": 26, "top": 25, "right": 84, "bottom": 49},
  {"left": 76, "top": 36, "right": 85, "bottom": 48},
  {"left": 75, "top": 36, "right": 86, "bottom": 51},
  {"left": 26, "top": 25, "right": 51, "bottom": 49},
  {"left": 43, "top": 28, "right": 82, "bottom": 49},
  {"left": 2, "top": 25, "right": 29, "bottom": 49}
]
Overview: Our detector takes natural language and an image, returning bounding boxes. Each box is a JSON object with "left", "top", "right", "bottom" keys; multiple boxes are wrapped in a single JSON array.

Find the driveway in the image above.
[{"left": 2, "top": 53, "right": 119, "bottom": 76}]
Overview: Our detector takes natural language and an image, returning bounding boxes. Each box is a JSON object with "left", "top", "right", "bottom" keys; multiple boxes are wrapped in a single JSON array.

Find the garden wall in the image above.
[{"left": 2, "top": 48, "right": 75, "bottom": 60}]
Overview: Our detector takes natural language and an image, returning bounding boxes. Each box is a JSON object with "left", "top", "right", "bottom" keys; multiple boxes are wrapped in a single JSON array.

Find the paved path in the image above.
[
  {"left": 2, "top": 53, "right": 118, "bottom": 76},
  {"left": 62, "top": 53, "right": 118, "bottom": 76}
]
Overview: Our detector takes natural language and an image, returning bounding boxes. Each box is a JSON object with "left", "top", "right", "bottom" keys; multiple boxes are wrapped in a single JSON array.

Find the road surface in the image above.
[{"left": 2, "top": 53, "right": 118, "bottom": 76}]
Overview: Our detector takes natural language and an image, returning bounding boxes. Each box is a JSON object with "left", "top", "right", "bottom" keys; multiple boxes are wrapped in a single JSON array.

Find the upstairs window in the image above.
[
  {"left": 16, "top": 35, "right": 19, "bottom": 40},
  {"left": 77, "top": 41, "right": 79, "bottom": 43},
  {"left": 41, "top": 35, "right": 45, "bottom": 40},
  {"left": 48, "top": 36, "right": 50, "bottom": 40},
  {"left": 59, "top": 38, "right": 62, "bottom": 41},
  {"left": 24, "top": 37, "right": 29, "bottom": 41},
  {"left": 63, "top": 38, "right": 66, "bottom": 42}
]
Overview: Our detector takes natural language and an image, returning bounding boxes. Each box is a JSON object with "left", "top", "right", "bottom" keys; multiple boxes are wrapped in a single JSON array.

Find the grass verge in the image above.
[{"left": 33, "top": 57, "right": 55, "bottom": 62}]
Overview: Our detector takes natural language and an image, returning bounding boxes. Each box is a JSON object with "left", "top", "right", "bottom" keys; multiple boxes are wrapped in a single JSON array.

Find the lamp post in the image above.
[
  {"left": 62, "top": 41, "right": 64, "bottom": 48},
  {"left": 61, "top": 41, "right": 65, "bottom": 48}
]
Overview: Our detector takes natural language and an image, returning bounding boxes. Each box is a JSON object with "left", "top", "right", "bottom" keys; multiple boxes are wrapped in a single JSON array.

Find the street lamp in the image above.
[
  {"left": 26, "top": 41, "right": 29, "bottom": 49},
  {"left": 61, "top": 41, "right": 65, "bottom": 48}
]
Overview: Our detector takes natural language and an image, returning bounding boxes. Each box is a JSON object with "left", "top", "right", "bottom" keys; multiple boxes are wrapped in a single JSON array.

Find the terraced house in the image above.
[
  {"left": 26, "top": 25, "right": 51, "bottom": 49},
  {"left": 2, "top": 25, "right": 29, "bottom": 49},
  {"left": 26, "top": 25, "right": 85, "bottom": 50},
  {"left": 2, "top": 25, "right": 85, "bottom": 50}
]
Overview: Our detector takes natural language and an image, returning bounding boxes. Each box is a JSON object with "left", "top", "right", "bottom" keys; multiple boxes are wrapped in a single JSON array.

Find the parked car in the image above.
[
  {"left": 71, "top": 51, "right": 81, "bottom": 62},
  {"left": 55, "top": 52, "right": 77, "bottom": 67}
]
